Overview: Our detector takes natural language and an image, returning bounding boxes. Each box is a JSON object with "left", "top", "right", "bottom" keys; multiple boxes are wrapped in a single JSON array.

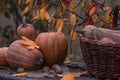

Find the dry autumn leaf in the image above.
[
  {"left": 61, "top": 73, "right": 75, "bottom": 80},
  {"left": 84, "top": 2, "right": 94, "bottom": 13},
  {"left": 26, "top": 0, "right": 33, "bottom": 4},
  {"left": 60, "top": 2, "right": 66, "bottom": 16},
  {"left": 69, "top": 1, "right": 75, "bottom": 11},
  {"left": 89, "top": 6, "right": 96, "bottom": 16},
  {"left": 40, "top": 0, "right": 45, "bottom": 9},
  {"left": 12, "top": 72, "right": 27, "bottom": 77},
  {"left": 18, "top": 0, "right": 21, "bottom": 5},
  {"left": 21, "top": 0, "right": 33, "bottom": 16},
  {"left": 39, "top": 8, "right": 46, "bottom": 20},
  {"left": 70, "top": 30, "right": 77, "bottom": 40},
  {"left": 45, "top": 11, "right": 50, "bottom": 20},
  {"left": 73, "top": 71, "right": 88, "bottom": 77},
  {"left": 70, "top": 13, "right": 76, "bottom": 26},
  {"left": 81, "top": 0, "right": 85, "bottom": 7},
  {"left": 21, "top": 6, "right": 30, "bottom": 16},
  {"left": 103, "top": 10, "right": 112, "bottom": 23},
  {"left": 92, "top": 15, "right": 98, "bottom": 23},
  {"left": 56, "top": 19, "right": 64, "bottom": 33},
  {"left": 103, "top": 6, "right": 111, "bottom": 11},
  {"left": 21, "top": 36, "right": 39, "bottom": 50}
]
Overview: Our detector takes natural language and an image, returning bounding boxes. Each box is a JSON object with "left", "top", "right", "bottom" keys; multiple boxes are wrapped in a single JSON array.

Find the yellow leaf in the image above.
[
  {"left": 39, "top": 8, "right": 46, "bottom": 20},
  {"left": 21, "top": 36, "right": 39, "bottom": 50},
  {"left": 12, "top": 72, "right": 27, "bottom": 77},
  {"left": 70, "top": 13, "right": 76, "bottom": 26},
  {"left": 92, "top": 15, "right": 98, "bottom": 23},
  {"left": 70, "top": 30, "right": 77, "bottom": 40},
  {"left": 103, "top": 10, "right": 112, "bottom": 23},
  {"left": 69, "top": 1, "right": 75, "bottom": 11},
  {"left": 81, "top": 0, "right": 85, "bottom": 7},
  {"left": 56, "top": 19, "right": 64, "bottom": 33},
  {"left": 89, "top": 6, "right": 96, "bottom": 16},
  {"left": 45, "top": 11, "right": 50, "bottom": 20},
  {"left": 61, "top": 73, "right": 75, "bottom": 80}
]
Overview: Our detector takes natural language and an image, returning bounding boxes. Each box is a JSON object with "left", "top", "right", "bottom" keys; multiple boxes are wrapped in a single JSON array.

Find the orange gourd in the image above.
[
  {"left": 7, "top": 40, "right": 44, "bottom": 70},
  {"left": 35, "top": 32, "right": 68, "bottom": 66}
]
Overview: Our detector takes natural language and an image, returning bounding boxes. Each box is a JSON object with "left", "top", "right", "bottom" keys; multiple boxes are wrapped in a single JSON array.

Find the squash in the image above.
[
  {"left": 7, "top": 40, "right": 44, "bottom": 70},
  {"left": 0, "top": 47, "right": 8, "bottom": 66},
  {"left": 35, "top": 32, "right": 68, "bottom": 66},
  {"left": 83, "top": 25, "right": 120, "bottom": 43}
]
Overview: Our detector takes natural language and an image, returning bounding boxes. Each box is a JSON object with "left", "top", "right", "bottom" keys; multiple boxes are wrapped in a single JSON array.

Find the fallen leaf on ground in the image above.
[
  {"left": 73, "top": 71, "right": 88, "bottom": 77},
  {"left": 61, "top": 73, "right": 75, "bottom": 80},
  {"left": 12, "top": 72, "right": 27, "bottom": 77}
]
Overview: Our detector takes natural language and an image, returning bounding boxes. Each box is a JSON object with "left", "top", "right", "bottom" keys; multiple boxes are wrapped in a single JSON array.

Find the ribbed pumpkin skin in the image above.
[
  {"left": 7, "top": 40, "right": 43, "bottom": 70},
  {"left": 17, "top": 24, "right": 35, "bottom": 40},
  {"left": 0, "top": 47, "right": 8, "bottom": 66},
  {"left": 35, "top": 32, "right": 68, "bottom": 66}
]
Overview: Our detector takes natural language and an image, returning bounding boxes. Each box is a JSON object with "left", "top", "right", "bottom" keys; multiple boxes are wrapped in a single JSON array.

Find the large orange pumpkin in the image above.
[
  {"left": 35, "top": 32, "right": 68, "bottom": 66},
  {"left": 7, "top": 40, "right": 44, "bottom": 70},
  {"left": 0, "top": 47, "right": 8, "bottom": 66},
  {"left": 17, "top": 23, "right": 35, "bottom": 40}
]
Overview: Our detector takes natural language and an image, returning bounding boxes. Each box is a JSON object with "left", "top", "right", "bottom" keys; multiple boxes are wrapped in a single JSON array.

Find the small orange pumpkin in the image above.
[
  {"left": 17, "top": 17, "right": 35, "bottom": 40},
  {"left": 7, "top": 40, "right": 44, "bottom": 70},
  {"left": 17, "top": 23, "right": 35, "bottom": 40},
  {"left": 0, "top": 47, "right": 8, "bottom": 66},
  {"left": 35, "top": 32, "right": 68, "bottom": 66}
]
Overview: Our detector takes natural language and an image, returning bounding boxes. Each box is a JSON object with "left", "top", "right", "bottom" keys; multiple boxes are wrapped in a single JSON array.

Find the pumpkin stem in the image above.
[
  {"left": 35, "top": 58, "right": 44, "bottom": 67},
  {"left": 22, "top": 16, "right": 26, "bottom": 27}
]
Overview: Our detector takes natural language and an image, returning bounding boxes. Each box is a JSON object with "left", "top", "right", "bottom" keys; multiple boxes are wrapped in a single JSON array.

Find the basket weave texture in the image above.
[{"left": 79, "top": 36, "right": 120, "bottom": 79}]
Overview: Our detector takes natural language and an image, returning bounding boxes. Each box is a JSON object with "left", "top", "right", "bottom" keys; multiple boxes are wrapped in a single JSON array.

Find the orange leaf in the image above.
[
  {"left": 69, "top": 1, "right": 75, "bottom": 11},
  {"left": 21, "top": 6, "right": 30, "bottom": 16},
  {"left": 56, "top": 19, "right": 64, "bottom": 33},
  {"left": 89, "top": 6, "right": 96, "bottom": 16},
  {"left": 70, "top": 13, "right": 76, "bottom": 26},
  {"left": 103, "top": 6, "right": 111, "bottom": 11},
  {"left": 21, "top": 36, "right": 39, "bottom": 50},
  {"left": 61, "top": 73, "right": 74, "bottom": 80},
  {"left": 45, "top": 11, "right": 50, "bottom": 20},
  {"left": 26, "top": 0, "right": 33, "bottom": 4},
  {"left": 40, "top": 0, "right": 45, "bottom": 9},
  {"left": 60, "top": 2, "right": 66, "bottom": 16},
  {"left": 103, "top": 10, "right": 112, "bottom": 23},
  {"left": 12, "top": 72, "right": 27, "bottom": 77},
  {"left": 39, "top": 8, "right": 46, "bottom": 20},
  {"left": 84, "top": 2, "right": 94, "bottom": 13},
  {"left": 73, "top": 71, "right": 88, "bottom": 77},
  {"left": 92, "top": 15, "right": 98, "bottom": 23},
  {"left": 70, "top": 30, "right": 77, "bottom": 40},
  {"left": 18, "top": 0, "right": 22, "bottom": 5}
]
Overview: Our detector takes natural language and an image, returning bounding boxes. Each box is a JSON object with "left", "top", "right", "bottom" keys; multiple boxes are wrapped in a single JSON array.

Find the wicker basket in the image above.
[{"left": 79, "top": 36, "right": 120, "bottom": 79}]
